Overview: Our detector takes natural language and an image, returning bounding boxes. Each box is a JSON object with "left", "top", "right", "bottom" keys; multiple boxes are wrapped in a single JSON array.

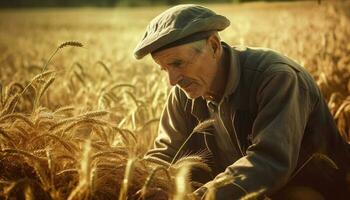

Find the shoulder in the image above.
[{"left": 234, "top": 46, "right": 301, "bottom": 72}]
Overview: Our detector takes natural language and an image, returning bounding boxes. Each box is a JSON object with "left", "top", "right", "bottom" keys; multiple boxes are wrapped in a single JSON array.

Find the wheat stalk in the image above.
[
  {"left": 108, "top": 83, "right": 136, "bottom": 92},
  {"left": 92, "top": 126, "right": 109, "bottom": 145},
  {"left": 24, "top": 184, "right": 34, "bottom": 200},
  {"left": 0, "top": 81, "right": 3, "bottom": 107},
  {"left": 0, "top": 113, "right": 35, "bottom": 128},
  {"left": 0, "top": 128, "right": 17, "bottom": 148},
  {"left": 0, "top": 94, "right": 20, "bottom": 116},
  {"left": 63, "top": 118, "right": 110, "bottom": 133},
  {"left": 49, "top": 117, "right": 76, "bottom": 131},
  {"left": 124, "top": 91, "right": 140, "bottom": 107},
  {"left": 91, "top": 150, "right": 128, "bottom": 163},
  {"left": 53, "top": 106, "right": 75, "bottom": 114},
  {"left": 14, "top": 126, "right": 30, "bottom": 139},
  {"left": 119, "top": 157, "right": 136, "bottom": 200},
  {"left": 140, "top": 118, "right": 160, "bottom": 131},
  {"left": 240, "top": 189, "right": 268, "bottom": 200},
  {"left": 137, "top": 166, "right": 171, "bottom": 200},
  {"left": 5, "top": 178, "right": 48, "bottom": 199},
  {"left": 0, "top": 148, "right": 47, "bottom": 163},
  {"left": 173, "top": 164, "right": 191, "bottom": 200},
  {"left": 56, "top": 155, "right": 77, "bottom": 163},
  {"left": 33, "top": 76, "right": 55, "bottom": 112},
  {"left": 30, "top": 133, "right": 78, "bottom": 153},
  {"left": 56, "top": 169, "right": 78, "bottom": 177},
  {"left": 289, "top": 153, "right": 339, "bottom": 181},
  {"left": 21, "top": 70, "right": 55, "bottom": 96},
  {"left": 112, "top": 127, "right": 137, "bottom": 145},
  {"left": 46, "top": 149, "right": 55, "bottom": 191},
  {"left": 96, "top": 60, "right": 111, "bottom": 76},
  {"left": 73, "top": 70, "right": 86, "bottom": 86},
  {"left": 67, "top": 139, "right": 91, "bottom": 200},
  {"left": 42, "top": 41, "right": 84, "bottom": 73}
]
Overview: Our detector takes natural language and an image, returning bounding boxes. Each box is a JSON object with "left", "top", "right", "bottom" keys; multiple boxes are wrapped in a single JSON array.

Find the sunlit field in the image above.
[{"left": 0, "top": 1, "right": 349, "bottom": 199}]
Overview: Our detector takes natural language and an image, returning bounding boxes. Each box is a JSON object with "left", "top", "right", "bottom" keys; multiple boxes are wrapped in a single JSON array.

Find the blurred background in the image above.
[{"left": 0, "top": 0, "right": 333, "bottom": 8}]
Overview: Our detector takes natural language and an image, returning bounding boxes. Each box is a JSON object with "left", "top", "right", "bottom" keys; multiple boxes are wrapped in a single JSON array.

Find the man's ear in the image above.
[{"left": 207, "top": 34, "right": 221, "bottom": 57}]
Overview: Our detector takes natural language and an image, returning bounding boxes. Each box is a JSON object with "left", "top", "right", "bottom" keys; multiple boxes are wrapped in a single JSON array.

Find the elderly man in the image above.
[{"left": 133, "top": 4, "right": 350, "bottom": 200}]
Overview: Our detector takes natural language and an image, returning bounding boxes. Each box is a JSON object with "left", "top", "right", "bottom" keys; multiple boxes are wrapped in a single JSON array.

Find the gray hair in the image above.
[{"left": 190, "top": 32, "right": 220, "bottom": 54}]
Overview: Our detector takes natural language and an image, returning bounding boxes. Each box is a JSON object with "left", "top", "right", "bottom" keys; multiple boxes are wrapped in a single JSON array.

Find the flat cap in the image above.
[{"left": 133, "top": 4, "right": 230, "bottom": 59}]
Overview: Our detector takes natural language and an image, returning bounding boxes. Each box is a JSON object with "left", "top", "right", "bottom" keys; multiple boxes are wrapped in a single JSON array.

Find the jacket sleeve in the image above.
[
  {"left": 144, "top": 86, "right": 192, "bottom": 166},
  {"left": 206, "top": 66, "right": 313, "bottom": 199}
]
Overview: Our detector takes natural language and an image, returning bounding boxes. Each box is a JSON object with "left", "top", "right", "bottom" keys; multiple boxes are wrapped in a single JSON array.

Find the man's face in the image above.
[{"left": 152, "top": 40, "right": 218, "bottom": 99}]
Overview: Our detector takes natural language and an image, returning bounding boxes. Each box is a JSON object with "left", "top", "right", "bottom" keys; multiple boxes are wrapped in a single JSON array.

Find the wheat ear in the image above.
[
  {"left": 30, "top": 133, "right": 78, "bottom": 153},
  {"left": 53, "top": 106, "right": 75, "bottom": 114},
  {"left": 169, "top": 119, "right": 215, "bottom": 168},
  {"left": 42, "top": 41, "right": 83, "bottom": 73},
  {"left": 172, "top": 155, "right": 211, "bottom": 173},
  {"left": 0, "top": 148, "right": 47, "bottom": 162}
]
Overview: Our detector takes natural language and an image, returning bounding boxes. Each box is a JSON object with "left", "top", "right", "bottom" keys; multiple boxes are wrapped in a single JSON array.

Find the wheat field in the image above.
[{"left": 0, "top": 1, "right": 349, "bottom": 199}]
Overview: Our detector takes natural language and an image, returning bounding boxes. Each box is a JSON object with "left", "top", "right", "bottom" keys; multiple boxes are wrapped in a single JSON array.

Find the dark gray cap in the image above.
[{"left": 133, "top": 4, "right": 230, "bottom": 59}]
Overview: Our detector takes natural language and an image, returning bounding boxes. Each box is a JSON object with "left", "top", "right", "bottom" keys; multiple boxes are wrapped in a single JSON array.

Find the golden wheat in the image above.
[{"left": 0, "top": 1, "right": 349, "bottom": 200}]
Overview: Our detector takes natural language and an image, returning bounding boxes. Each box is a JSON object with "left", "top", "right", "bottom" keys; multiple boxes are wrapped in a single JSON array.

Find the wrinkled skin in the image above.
[{"left": 151, "top": 34, "right": 228, "bottom": 102}]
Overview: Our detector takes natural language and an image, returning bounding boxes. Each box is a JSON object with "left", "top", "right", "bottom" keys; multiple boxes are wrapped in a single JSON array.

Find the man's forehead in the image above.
[{"left": 151, "top": 44, "right": 192, "bottom": 62}]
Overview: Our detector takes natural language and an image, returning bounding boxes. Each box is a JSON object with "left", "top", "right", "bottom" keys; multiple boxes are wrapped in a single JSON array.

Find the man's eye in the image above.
[{"left": 170, "top": 61, "right": 183, "bottom": 68}]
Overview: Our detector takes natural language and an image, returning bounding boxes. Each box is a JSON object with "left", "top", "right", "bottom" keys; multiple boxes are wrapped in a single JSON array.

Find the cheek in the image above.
[
  {"left": 186, "top": 69, "right": 205, "bottom": 85},
  {"left": 194, "top": 65, "right": 212, "bottom": 87}
]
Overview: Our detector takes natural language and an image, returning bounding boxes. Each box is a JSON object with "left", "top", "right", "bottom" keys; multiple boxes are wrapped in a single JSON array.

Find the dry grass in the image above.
[{"left": 0, "top": 1, "right": 350, "bottom": 199}]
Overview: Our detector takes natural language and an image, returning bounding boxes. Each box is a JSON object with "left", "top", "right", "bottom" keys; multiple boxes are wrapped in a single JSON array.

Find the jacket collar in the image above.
[
  {"left": 222, "top": 42, "right": 241, "bottom": 98},
  {"left": 190, "top": 42, "right": 241, "bottom": 121}
]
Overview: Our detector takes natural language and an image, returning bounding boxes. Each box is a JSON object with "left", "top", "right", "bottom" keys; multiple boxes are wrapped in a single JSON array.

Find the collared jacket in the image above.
[{"left": 145, "top": 42, "right": 350, "bottom": 199}]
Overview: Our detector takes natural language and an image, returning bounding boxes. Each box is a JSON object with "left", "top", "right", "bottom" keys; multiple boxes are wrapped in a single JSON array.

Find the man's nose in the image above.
[{"left": 167, "top": 70, "right": 180, "bottom": 86}]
